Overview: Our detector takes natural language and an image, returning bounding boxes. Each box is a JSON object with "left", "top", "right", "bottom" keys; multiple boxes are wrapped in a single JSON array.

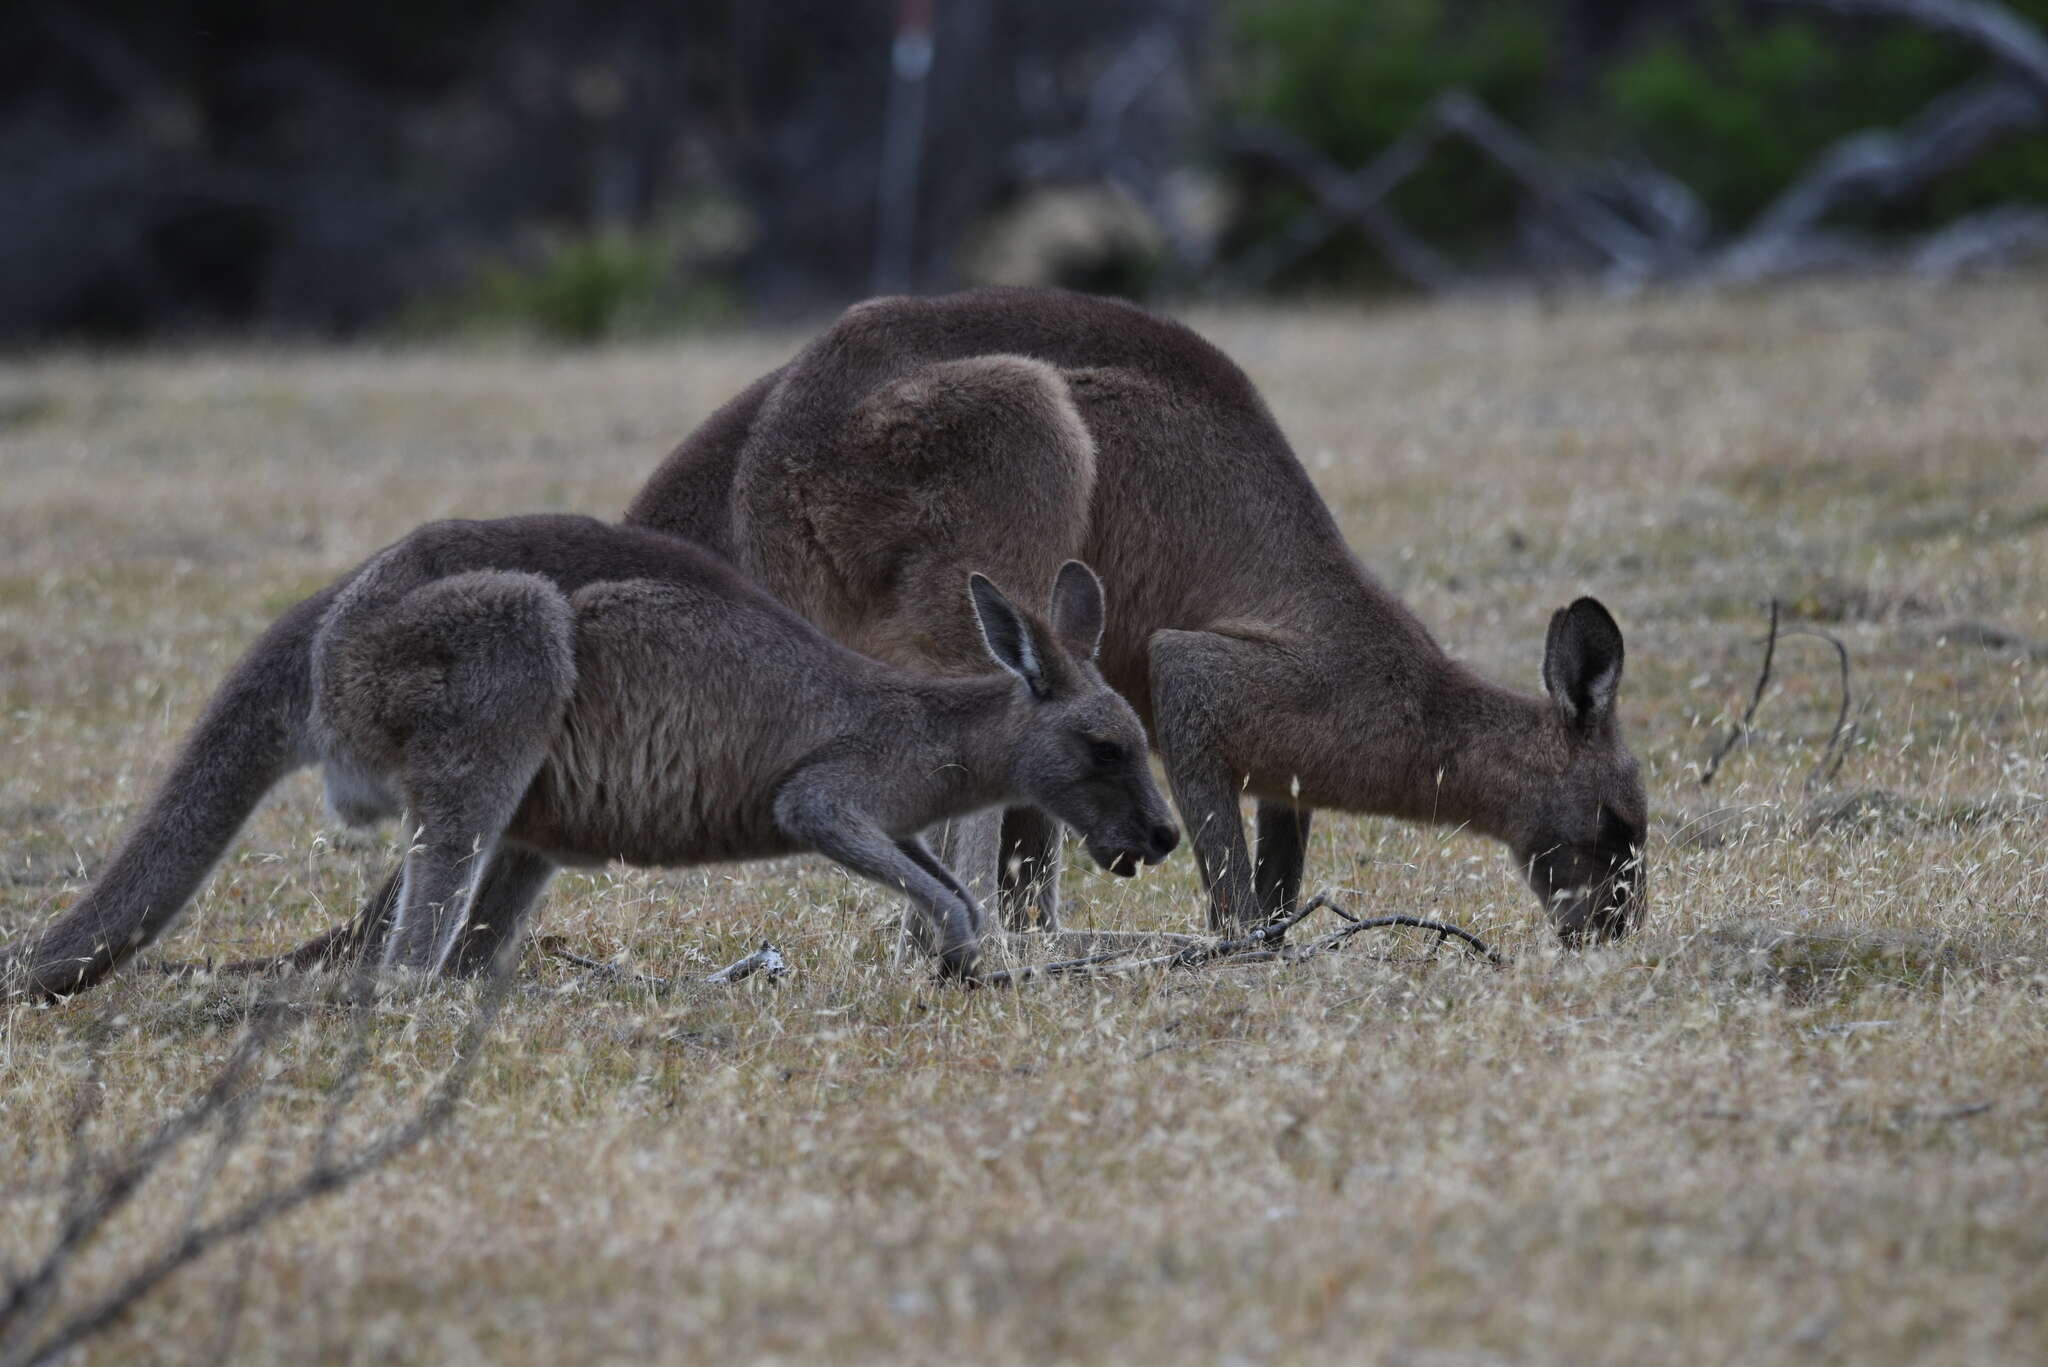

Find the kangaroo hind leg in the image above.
[
  {"left": 440, "top": 846, "right": 558, "bottom": 978},
  {"left": 324, "top": 570, "right": 576, "bottom": 976}
]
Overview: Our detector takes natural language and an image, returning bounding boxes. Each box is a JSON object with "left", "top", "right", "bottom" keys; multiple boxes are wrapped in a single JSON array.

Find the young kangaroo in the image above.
[
  {"left": 2, "top": 516, "right": 1176, "bottom": 999},
  {"left": 622, "top": 287, "right": 1648, "bottom": 944}
]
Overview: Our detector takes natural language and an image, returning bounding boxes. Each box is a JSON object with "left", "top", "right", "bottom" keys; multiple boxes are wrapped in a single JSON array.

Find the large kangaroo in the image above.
[
  {"left": 3, "top": 516, "right": 1176, "bottom": 999},
  {"left": 623, "top": 288, "right": 1647, "bottom": 943}
]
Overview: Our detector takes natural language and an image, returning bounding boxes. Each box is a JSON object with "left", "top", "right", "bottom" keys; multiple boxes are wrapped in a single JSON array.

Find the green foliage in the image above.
[
  {"left": 1225, "top": 0, "right": 2048, "bottom": 285},
  {"left": 1226, "top": 0, "right": 1555, "bottom": 280},
  {"left": 1232, "top": 0, "right": 1551, "bottom": 161},
  {"left": 473, "top": 234, "right": 668, "bottom": 343},
  {"left": 1602, "top": 6, "right": 2048, "bottom": 229},
  {"left": 408, "top": 209, "right": 742, "bottom": 344}
]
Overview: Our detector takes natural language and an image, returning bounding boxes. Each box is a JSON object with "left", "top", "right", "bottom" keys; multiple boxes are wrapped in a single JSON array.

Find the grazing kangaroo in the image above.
[
  {"left": 622, "top": 287, "right": 1647, "bottom": 943},
  {"left": 2, "top": 516, "right": 1176, "bottom": 999}
]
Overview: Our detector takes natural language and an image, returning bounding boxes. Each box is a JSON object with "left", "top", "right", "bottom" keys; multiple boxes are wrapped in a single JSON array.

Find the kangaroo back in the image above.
[
  {"left": 734, "top": 353, "right": 1095, "bottom": 676},
  {"left": 5, "top": 589, "right": 333, "bottom": 998},
  {"left": 633, "top": 290, "right": 1372, "bottom": 705},
  {"left": 625, "top": 367, "right": 785, "bottom": 557}
]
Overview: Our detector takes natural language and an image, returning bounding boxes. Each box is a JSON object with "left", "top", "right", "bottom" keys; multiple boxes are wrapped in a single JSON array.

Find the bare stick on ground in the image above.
[
  {"left": 1778, "top": 628, "right": 1859, "bottom": 790},
  {"left": 1702, "top": 599, "right": 1783, "bottom": 787},
  {"left": 538, "top": 938, "right": 790, "bottom": 993},
  {"left": 0, "top": 966, "right": 510, "bottom": 1367},
  {"left": 972, "top": 893, "right": 1502, "bottom": 987},
  {"left": 1701, "top": 602, "right": 1859, "bottom": 791}
]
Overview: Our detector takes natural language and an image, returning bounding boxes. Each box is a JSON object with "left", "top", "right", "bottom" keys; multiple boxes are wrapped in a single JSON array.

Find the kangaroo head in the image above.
[
  {"left": 969, "top": 561, "right": 1179, "bottom": 876},
  {"left": 1510, "top": 597, "right": 1647, "bottom": 946}
]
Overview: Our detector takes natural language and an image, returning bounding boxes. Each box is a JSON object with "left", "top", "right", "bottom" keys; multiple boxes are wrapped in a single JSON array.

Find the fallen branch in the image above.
[
  {"left": 1778, "top": 627, "right": 1858, "bottom": 789},
  {"left": 1714, "top": 79, "right": 2045, "bottom": 282},
  {"left": 1910, "top": 205, "right": 2048, "bottom": 273},
  {"left": 0, "top": 965, "right": 510, "bottom": 1367},
  {"left": 1287, "top": 910, "right": 1507, "bottom": 966},
  {"left": 1225, "top": 90, "right": 1666, "bottom": 292},
  {"left": 1702, "top": 599, "right": 1782, "bottom": 787},
  {"left": 971, "top": 892, "right": 1501, "bottom": 987},
  {"left": 538, "top": 937, "right": 788, "bottom": 993},
  {"left": 1701, "top": 602, "right": 1859, "bottom": 789},
  {"left": 1431, "top": 91, "right": 1664, "bottom": 277},
  {"left": 1214, "top": 0, "right": 2048, "bottom": 292},
  {"left": 1225, "top": 119, "right": 1461, "bottom": 291},
  {"left": 998, "top": 928, "right": 1212, "bottom": 956}
]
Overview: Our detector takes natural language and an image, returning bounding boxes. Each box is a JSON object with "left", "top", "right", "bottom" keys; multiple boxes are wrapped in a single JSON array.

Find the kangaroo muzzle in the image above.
[
  {"left": 1545, "top": 864, "right": 1642, "bottom": 947},
  {"left": 1087, "top": 815, "right": 1179, "bottom": 878}
]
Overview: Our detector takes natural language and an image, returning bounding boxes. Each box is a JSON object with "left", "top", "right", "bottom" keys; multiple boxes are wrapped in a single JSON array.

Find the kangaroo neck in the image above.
[
  {"left": 1290, "top": 557, "right": 1562, "bottom": 841},
  {"left": 1405, "top": 659, "right": 1560, "bottom": 842},
  {"left": 882, "top": 671, "right": 1020, "bottom": 829}
]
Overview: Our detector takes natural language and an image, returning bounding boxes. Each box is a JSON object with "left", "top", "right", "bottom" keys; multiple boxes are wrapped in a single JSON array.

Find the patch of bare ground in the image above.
[{"left": 4, "top": 276, "right": 2047, "bottom": 1363}]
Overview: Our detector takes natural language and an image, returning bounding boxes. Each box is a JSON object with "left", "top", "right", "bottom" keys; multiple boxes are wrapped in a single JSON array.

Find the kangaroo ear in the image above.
[
  {"left": 1543, "top": 597, "right": 1624, "bottom": 727},
  {"left": 1048, "top": 560, "right": 1105, "bottom": 660},
  {"left": 970, "top": 573, "right": 1047, "bottom": 696}
]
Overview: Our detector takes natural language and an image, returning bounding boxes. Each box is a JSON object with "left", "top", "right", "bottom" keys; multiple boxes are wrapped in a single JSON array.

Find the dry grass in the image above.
[{"left": 4, "top": 276, "right": 2047, "bottom": 1364}]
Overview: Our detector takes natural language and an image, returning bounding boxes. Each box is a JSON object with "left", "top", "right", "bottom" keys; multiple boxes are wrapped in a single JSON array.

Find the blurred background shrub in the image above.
[{"left": 1, "top": 0, "right": 2042, "bottom": 340}]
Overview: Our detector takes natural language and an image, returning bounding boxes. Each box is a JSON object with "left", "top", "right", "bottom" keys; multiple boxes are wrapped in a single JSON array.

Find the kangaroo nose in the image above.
[{"left": 1147, "top": 823, "right": 1179, "bottom": 860}]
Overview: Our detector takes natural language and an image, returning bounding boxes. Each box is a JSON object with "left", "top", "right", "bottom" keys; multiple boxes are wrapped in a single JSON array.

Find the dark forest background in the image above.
[{"left": 4, "top": 0, "right": 2045, "bottom": 341}]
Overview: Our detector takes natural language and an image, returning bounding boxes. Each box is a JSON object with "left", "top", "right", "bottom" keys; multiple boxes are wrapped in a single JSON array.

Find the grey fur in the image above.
[
  {"left": 624, "top": 287, "right": 1648, "bottom": 943},
  {"left": 2, "top": 515, "right": 1175, "bottom": 998}
]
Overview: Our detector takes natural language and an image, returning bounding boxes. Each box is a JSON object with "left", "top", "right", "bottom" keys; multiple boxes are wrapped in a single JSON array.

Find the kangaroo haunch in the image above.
[
  {"left": 3, "top": 516, "right": 1176, "bottom": 999},
  {"left": 625, "top": 287, "right": 1648, "bottom": 943}
]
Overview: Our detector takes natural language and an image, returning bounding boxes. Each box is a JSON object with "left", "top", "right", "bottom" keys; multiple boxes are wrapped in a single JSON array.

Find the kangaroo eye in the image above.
[{"left": 1090, "top": 740, "right": 1125, "bottom": 768}]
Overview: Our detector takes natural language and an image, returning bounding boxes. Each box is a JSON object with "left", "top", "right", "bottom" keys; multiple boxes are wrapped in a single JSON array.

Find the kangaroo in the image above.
[
  {"left": 621, "top": 287, "right": 1648, "bottom": 944},
  {"left": 2, "top": 515, "right": 1177, "bottom": 999}
]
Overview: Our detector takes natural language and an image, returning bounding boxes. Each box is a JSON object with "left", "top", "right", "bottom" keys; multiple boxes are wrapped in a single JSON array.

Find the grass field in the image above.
[{"left": 3, "top": 276, "right": 2047, "bottom": 1364}]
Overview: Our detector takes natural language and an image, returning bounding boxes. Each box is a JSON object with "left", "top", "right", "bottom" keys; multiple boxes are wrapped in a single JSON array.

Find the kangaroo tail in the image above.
[{"left": 4, "top": 586, "right": 336, "bottom": 999}]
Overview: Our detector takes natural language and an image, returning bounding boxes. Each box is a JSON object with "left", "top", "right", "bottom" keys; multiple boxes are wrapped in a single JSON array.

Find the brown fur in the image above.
[
  {"left": 2, "top": 516, "right": 1176, "bottom": 997},
  {"left": 626, "top": 287, "right": 1647, "bottom": 942}
]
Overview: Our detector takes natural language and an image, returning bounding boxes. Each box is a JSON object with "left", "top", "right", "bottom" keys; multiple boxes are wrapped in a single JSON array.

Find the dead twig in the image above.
[
  {"left": 1700, "top": 602, "right": 1860, "bottom": 790},
  {"left": 538, "top": 937, "right": 788, "bottom": 993},
  {"left": 706, "top": 943, "right": 789, "bottom": 985},
  {"left": 0, "top": 1006, "right": 291, "bottom": 1355},
  {"left": 1702, "top": 599, "right": 1782, "bottom": 786},
  {"left": 0, "top": 965, "right": 512, "bottom": 1367},
  {"left": 975, "top": 893, "right": 1336, "bottom": 985},
  {"left": 999, "top": 928, "right": 1213, "bottom": 956},
  {"left": 1777, "top": 627, "right": 1857, "bottom": 789},
  {"left": 1712, "top": 79, "right": 2045, "bottom": 282},
  {"left": 972, "top": 892, "right": 1501, "bottom": 987},
  {"left": 1285, "top": 912, "right": 1507, "bottom": 966},
  {"left": 1218, "top": 0, "right": 2048, "bottom": 290}
]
